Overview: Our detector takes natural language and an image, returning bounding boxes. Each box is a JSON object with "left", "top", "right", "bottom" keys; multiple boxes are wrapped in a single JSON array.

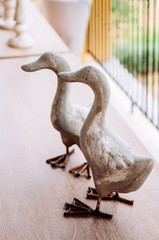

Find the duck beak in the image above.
[{"left": 21, "top": 58, "right": 42, "bottom": 72}]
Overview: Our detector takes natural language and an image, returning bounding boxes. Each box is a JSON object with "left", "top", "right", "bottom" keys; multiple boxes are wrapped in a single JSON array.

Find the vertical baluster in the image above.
[
  {"left": 151, "top": 0, "right": 156, "bottom": 122},
  {"left": 0, "top": 0, "right": 16, "bottom": 29},
  {"left": 92, "top": 0, "right": 95, "bottom": 56},
  {"left": 94, "top": 0, "right": 96, "bottom": 58},
  {"left": 8, "top": 0, "right": 34, "bottom": 48},
  {"left": 115, "top": 0, "right": 118, "bottom": 81},
  {"left": 105, "top": 0, "right": 107, "bottom": 70},
  {"left": 121, "top": 0, "right": 124, "bottom": 90},
  {"left": 0, "top": 0, "right": 4, "bottom": 18},
  {"left": 134, "top": 0, "right": 137, "bottom": 106},
  {"left": 108, "top": 0, "right": 111, "bottom": 62},
  {"left": 131, "top": 0, "right": 134, "bottom": 111},
  {"left": 106, "top": 0, "right": 111, "bottom": 73},
  {"left": 141, "top": 0, "right": 146, "bottom": 114},
  {"left": 157, "top": 1, "right": 159, "bottom": 129},
  {"left": 96, "top": 0, "right": 99, "bottom": 60},
  {"left": 95, "top": 0, "right": 98, "bottom": 60},
  {"left": 88, "top": 1, "right": 92, "bottom": 55},
  {"left": 128, "top": 0, "right": 131, "bottom": 96},
  {"left": 136, "top": 0, "right": 140, "bottom": 108},
  {"left": 105, "top": 0, "right": 107, "bottom": 69},
  {"left": 151, "top": 0, "right": 156, "bottom": 125},
  {"left": 158, "top": 76, "right": 159, "bottom": 129},
  {"left": 90, "top": 0, "right": 93, "bottom": 55},
  {"left": 100, "top": 0, "right": 103, "bottom": 66},
  {"left": 145, "top": 0, "right": 150, "bottom": 117},
  {"left": 113, "top": 0, "right": 116, "bottom": 77},
  {"left": 123, "top": 0, "right": 126, "bottom": 92},
  {"left": 110, "top": 0, "right": 113, "bottom": 76},
  {"left": 99, "top": 0, "right": 101, "bottom": 62},
  {"left": 158, "top": 39, "right": 159, "bottom": 129},
  {"left": 124, "top": 0, "right": 127, "bottom": 93},
  {"left": 103, "top": 0, "right": 106, "bottom": 66}
]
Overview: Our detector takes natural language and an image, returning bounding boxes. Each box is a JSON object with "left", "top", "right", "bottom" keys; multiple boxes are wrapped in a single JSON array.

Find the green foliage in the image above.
[{"left": 116, "top": 42, "right": 159, "bottom": 75}]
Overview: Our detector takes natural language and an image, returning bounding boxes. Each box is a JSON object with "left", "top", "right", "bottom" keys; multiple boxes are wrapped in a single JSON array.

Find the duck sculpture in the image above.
[
  {"left": 58, "top": 66, "right": 154, "bottom": 219},
  {"left": 21, "top": 52, "right": 91, "bottom": 178}
]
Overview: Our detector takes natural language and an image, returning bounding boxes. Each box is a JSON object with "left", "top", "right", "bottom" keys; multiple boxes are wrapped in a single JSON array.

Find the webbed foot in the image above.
[
  {"left": 64, "top": 198, "right": 112, "bottom": 219},
  {"left": 87, "top": 187, "right": 134, "bottom": 205},
  {"left": 46, "top": 149, "right": 74, "bottom": 169},
  {"left": 69, "top": 162, "right": 91, "bottom": 179}
]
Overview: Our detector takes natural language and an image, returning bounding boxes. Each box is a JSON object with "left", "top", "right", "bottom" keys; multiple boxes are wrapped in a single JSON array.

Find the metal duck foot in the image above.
[
  {"left": 69, "top": 162, "right": 91, "bottom": 179},
  {"left": 46, "top": 149, "right": 74, "bottom": 169},
  {"left": 64, "top": 198, "right": 113, "bottom": 219},
  {"left": 87, "top": 187, "right": 134, "bottom": 205}
]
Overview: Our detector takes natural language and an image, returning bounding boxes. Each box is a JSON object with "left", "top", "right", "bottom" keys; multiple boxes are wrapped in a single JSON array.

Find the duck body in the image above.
[
  {"left": 21, "top": 51, "right": 85, "bottom": 147},
  {"left": 82, "top": 122, "right": 153, "bottom": 197},
  {"left": 22, "top": 52, "right": 91, "bottom": 175},
  {"left": 59, "top": 66, "right": 154, "bottom": 198},
  {"left": 52, "top": 84, "right": 88, "bottom": 148}
]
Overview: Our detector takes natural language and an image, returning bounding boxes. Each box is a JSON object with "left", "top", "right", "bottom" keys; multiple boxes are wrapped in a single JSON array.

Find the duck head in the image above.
[
  {"left": 58, "top": 66, "right": 110, "bottom": 91},
  {"left": 21, "top": 52, "right": 70, "bottom": 74}
]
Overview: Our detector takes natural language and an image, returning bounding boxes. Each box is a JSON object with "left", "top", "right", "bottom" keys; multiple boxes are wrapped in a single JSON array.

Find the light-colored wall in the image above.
[{"left": 41, "top": 0, "right": 92, "bottom": 59}]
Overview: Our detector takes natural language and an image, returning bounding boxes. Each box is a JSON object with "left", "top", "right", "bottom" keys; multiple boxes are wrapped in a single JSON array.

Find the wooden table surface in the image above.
[
  {"left": 0, "top": 54, "right": 159, "bottom": 240},
  {"left": 0, "top": 0, "right": 69, "bottom": 59}
]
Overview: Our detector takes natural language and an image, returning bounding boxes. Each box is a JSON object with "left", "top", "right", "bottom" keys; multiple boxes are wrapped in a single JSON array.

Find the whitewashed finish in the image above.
[
  {"left": 8, "top": 0, "right": 34, "bottom": 48},
  {"left": 0, "top": 0, "right": 16, "bottom": 29},
  {"left": 21, "top": 52, "right": 88, "bottom": 152},
  {"left": 58, "top": 66, "right": 154, "bottom": 198}
]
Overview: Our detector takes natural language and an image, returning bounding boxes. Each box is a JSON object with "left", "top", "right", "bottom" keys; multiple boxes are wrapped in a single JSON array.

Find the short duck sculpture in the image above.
[
  {"left": 21, "top": 52, "right": 91, "bottom": 178},
  {"left": 58, "top": 66, "right": 154, "bottom": 219}
]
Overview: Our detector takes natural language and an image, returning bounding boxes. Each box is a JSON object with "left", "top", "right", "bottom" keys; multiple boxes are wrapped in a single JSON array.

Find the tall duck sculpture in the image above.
[
  {"left": 58, "top": 66, "right": 154, "bottom": 219},
  {"left": 21, "top": 52, "right": 91, "bottom": 178}
]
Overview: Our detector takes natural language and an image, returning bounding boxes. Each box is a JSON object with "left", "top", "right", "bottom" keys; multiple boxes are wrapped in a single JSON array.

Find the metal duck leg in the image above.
[
  {"left": 64, "top": 197, "right": 113, "bottom": 219},
  {"left": 69, "top": 162, "right": 91, "bottom": 178},
  {"left": 46, "top": 147, "right": 74, "bottom": 169},
  {"left": 87, "top": 187, "right": 134, "bottom": 205}
]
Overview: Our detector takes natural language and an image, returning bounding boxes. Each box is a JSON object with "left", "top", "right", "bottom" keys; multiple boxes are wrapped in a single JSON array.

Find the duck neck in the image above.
[
  {"left": 84, "top": 76, "right": 110, "bottom": 129},
  {"left": 51, "top": 61, "right": 71, "bottom": 117},
  {"left": 53, "top": 78, "right": 71, "bottom": 109}
]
